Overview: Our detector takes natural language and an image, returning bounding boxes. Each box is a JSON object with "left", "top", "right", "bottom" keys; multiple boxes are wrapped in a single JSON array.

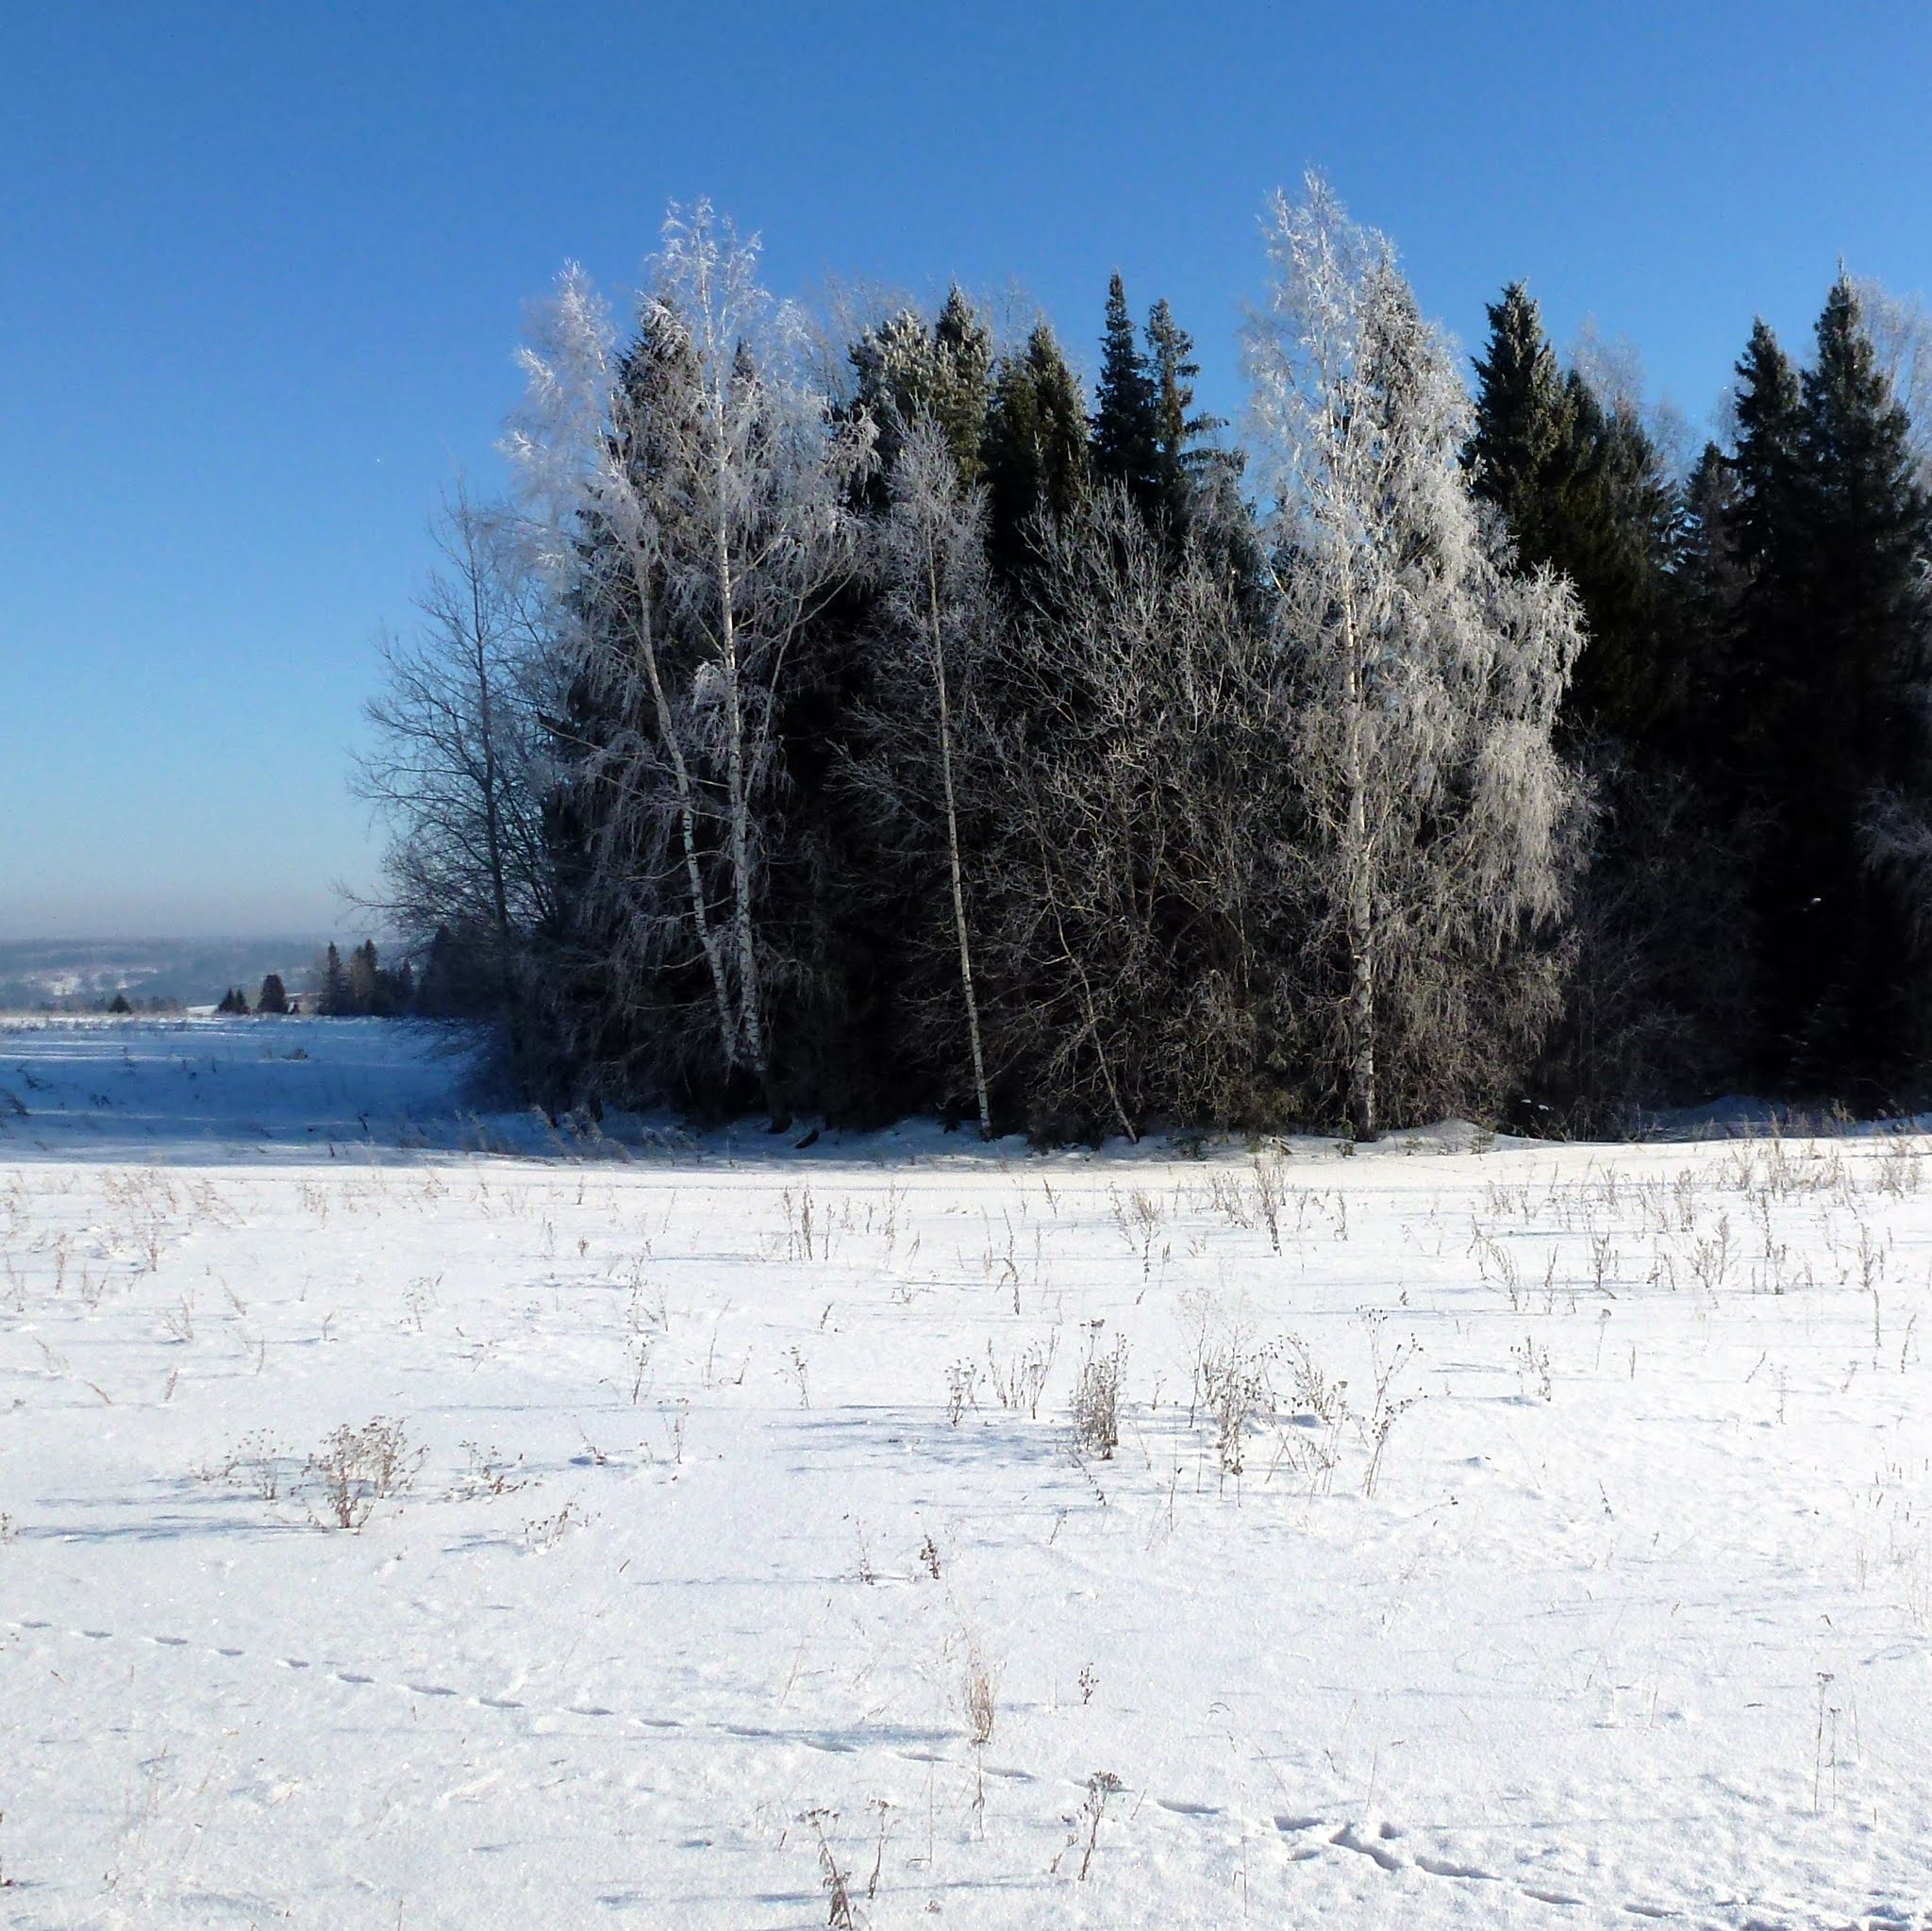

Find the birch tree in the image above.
[
  {"left": 1855, "top": 276, "right": 1932, "bottom": 489},
  {"left": 505, "top": 205, "right": 868, "bottom": 1111},
  {"left": 1243, "top": 176, "right": 1585, "bottom": 1137},
  {"left": 856, "top": 420, "right": 995, "bottom": 1135}
]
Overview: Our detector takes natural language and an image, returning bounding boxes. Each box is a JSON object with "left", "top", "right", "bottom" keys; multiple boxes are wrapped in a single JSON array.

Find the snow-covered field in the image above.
[{"left": 2, "top": 1017, "right": 1930, "bottom": 1929}]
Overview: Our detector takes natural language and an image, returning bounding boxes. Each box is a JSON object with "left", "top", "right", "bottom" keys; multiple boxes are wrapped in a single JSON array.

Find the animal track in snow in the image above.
[{"left": 1331, "top": 1820, "right": 1404, "bottom": 1873}]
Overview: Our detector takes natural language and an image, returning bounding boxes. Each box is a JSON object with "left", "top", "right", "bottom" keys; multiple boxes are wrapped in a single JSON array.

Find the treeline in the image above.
[
  {"left": 357, "top": 179, "right": 1932, "bottom": 1138},
  {"left": 214, "top": 941, "right": 439, "bottom": 1018}
]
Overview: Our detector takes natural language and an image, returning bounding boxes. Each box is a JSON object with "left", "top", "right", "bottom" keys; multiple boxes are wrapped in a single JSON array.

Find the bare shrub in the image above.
[
  {"left": 985, "top": 1332, "right": 1057, "bottom": 1418},
  {"left": 1358, "top": 1313, "right": 1422, "bottom": 1496},
  {"left": 1274, "top": 1334, "right": 1349, "bottom": 1495},
  {"left": 227, "top": 1431, "right": 292, "bottom": 1502},
  {"left": 805, "top": 1808, "right": 858, "bottom": 1929},
  {"left": 959, "top": 1638, "right": 1001, "bottom": 1746},
  {"left": 452, "top": 1441, "right": 529, "bottom": 1499},
  {"left": 306, "top": 1418, "right": 419, "bottom": 1530},
  {"left": 1203, "top": 1337, "right": 1275, "bottom": 1483},
  {"left": 945, "top": 1358, "right": 979, "bottom": 1424},
  {"left": 1052, "top": 1771, "right": 1124, "bottom": 1881},
  {"left": 1254, "top": 1157, "right": 1288, "bottom": 1253},
  {"left": 523, "top": 1500, "right": 591, "bottom": 1551},
  {"left": 1511, "top": 1334, "right": 1553, "bottom": 1402},
  {"left": 1072, "top": 1333, "right": 1125, "bottom": 1460}
]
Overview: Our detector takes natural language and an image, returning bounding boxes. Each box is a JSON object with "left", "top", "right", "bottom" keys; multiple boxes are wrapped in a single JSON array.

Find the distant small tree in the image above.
[
  {"left": 216, "top": 986, "right": 249, "bottom": 1014},
  {"left": 107, "top": 991, "right": 132, "bottom": 1015},
  {"left": 317, "top": 945, "right": 350, "bottom": 1016},
  {"left": 347, "top": 941, "right": 380, "bottom": 1015},
  {"left": 257, "top": 974, "right": 290, "bottom": 1015}
]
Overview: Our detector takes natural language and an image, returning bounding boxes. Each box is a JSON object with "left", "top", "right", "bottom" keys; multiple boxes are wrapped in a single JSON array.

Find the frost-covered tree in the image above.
[
  {"left": 1244, "top": 177, "right": 1585, "bottom": 1137},
  {"left": 506, "top": 205, "right": 869, "bottom": 1113},
  {"left": 848, "top": 287, "right": 991, "bottom": 491},
  {"left": 1854, "top": 276, "right": 1932, "bottom": 489}
]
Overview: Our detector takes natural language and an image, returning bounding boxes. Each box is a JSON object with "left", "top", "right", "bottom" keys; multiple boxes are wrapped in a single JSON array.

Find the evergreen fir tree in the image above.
[
  {"left": 1144, "top": 298, "right": 1225, "bottom": 540},
  {"left": 930, "top": 287, "right": 992, "bottom": 486},
  {"left": 1766, "top": 279, "right": 1932, "bottom": 1084},
  {"left": 1722, "top": 319, "right": 1807, "bottom": 777},
  {"left": 257, "top": 974, "right": 289, "bottom": 1016},
  {"left": 1467, "top": 282, "right": 1573, "bottom": 564},
  {"left": 1089, "top": 274, "right": 1160, "bottom": 519},
  {"left": 848, "top": 287, "right": 991, "bottom": 491},
  {"left": 1468, "top": 283, "right": 1677, "bottom": 740},
  {"left": 319, "top": 943, "right": 349, "bottom": 1017},
  {"left": 982, "top": 325, "right": 1090, "bottom": 587},
  {"left": 1553, "top": 375, "right": 1679, "bottom": 737},
  {"left": 1674, "top": 439, "right": 1747, "bottom": 746},
  {"left": 348, "top": 941, "right": 379, "bottom": 1016},
  {"left": 1717, "top": 315, "right": 1833, "bottom": 1079}
]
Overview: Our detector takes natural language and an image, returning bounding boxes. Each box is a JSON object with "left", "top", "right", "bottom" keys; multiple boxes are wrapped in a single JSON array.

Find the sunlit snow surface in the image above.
[{"left": 2, "top": 1016, "right": 1929, "bottom": 1928}]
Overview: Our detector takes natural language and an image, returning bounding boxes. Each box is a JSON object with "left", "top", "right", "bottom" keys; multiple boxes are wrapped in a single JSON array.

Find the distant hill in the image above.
[{"left": 0, "top": 938, "right": 339, "bottom": 1011}]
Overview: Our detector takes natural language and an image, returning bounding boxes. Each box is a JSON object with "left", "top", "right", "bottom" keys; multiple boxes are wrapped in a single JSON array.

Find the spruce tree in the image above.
[
  {"left": 1674, "top": 440, "right": 1746, "bottom": 741},
  {"left": 1772, "top": 279, "right": 1932, "bottom": 1083},
  {"left": 320, "top": 943, "right": 349, "bottom": 1017},
  {"left": 1467, "top": 282, "right": 1574, "bottom": 565},
  {"left": 1145, "top": 298, "right": 1225, "bottom": 540},
  {"left": 1554, "top": 375, "right": 1679, "bottom": 737},
  {"left": 1724, "top": 320, "right": 1807, "bottom": 761},
  {"left": 1090, "top": 274, "right": 1160, "bottom": 519},
  {"left": 257, "top": 974, "right": 289, "bottom": 1016},
  {"left": 1468, "top": 283, "right": 1679, "bottom": 741},
  {"left": 848, "top": 288, "right": 991, "bottom": 491},
  {"left": 348, "top": 941, "right": 379, "bottom": 1015}
]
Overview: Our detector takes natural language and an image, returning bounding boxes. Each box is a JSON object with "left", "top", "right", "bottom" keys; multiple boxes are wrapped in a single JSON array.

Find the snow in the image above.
[{"left": 3, "top": 1017, "right": 1930, "bottom": 1927}]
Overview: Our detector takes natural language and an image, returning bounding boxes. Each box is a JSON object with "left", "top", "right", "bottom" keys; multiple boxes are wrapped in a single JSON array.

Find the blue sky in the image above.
[{"left": 4, "top": 2, "right": 1928, "bottom": 939}]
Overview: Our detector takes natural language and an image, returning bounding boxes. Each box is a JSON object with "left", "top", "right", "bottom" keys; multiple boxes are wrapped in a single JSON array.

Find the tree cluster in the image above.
[
  {"left": 357, "top": 183, "right": 1932, "bottom": 1136},
  {"left": 313, "top": 941, "right": 415, "bottom": 1018},
  {"left": 1469, "top": 275, "right": 1932, "bottom": 1118}
]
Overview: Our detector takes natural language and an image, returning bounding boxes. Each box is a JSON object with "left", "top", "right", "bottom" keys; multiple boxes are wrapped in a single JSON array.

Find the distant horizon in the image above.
[{"left": 0, "top": 932, "right": 342, "bottom": 947}]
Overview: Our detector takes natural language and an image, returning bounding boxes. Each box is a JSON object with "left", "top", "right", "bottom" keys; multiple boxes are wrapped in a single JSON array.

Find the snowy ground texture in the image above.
[{"left": 3, "top": 1018, "right": 1931, "bottom": 1930}]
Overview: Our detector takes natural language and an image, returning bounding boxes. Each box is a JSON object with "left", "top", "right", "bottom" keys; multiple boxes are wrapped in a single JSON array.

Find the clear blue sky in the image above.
[{"left": 4, "top": 2, "right": 1928, "bottom": 940}]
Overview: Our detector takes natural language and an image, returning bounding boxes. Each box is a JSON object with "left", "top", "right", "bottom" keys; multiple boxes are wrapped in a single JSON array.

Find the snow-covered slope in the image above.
[{"left": 2, "top": 1019, "right": 1929, "bottom": 1927}]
